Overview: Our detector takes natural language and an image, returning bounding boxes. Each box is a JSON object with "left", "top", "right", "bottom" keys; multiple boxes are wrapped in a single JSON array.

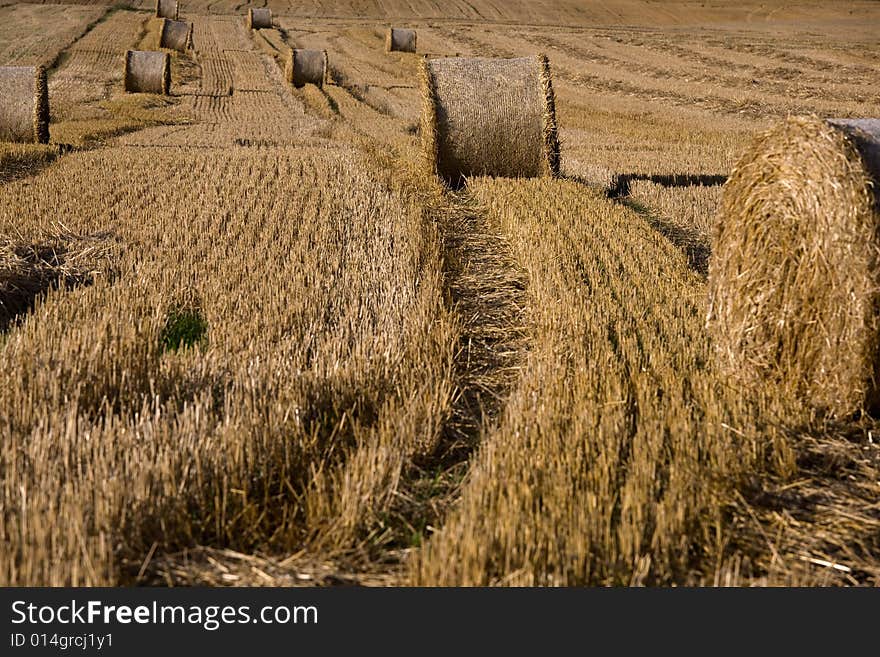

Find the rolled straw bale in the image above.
[
  {"left": 124, "top": 50, "right": 170, "bottom": 94},
  {"left": 285, "top": 49, "right": 328, "bottom": 88},
  {"left": 0, "top": 66, "right": 49, "bottom": 144},
  {"left": 706, "top": 116, "right": 880, "bottom": 415},
  {"left": 247, "top": 8, "right": 272, "bottom": 30},
  {"left": 386, "top": 28, "right": 417, "bottom": 53},
  {"left": 160, "top": 18, "right": 192, "bottom": 52},
  {"left": 155, "top": 0, "right": 178, "bottom": 20},
  {"left": 419, "top": 55, "right": 560, "bottom": 185}
]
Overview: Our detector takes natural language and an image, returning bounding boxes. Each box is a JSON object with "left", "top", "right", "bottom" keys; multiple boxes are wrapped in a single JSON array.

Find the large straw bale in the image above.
[
  {"left": 160, "top": 18, "right": 192, "bottom": 52},
  {"left": 0, "top": 66, "right": 49, "bottom": 144},
  {"left": 707, "top": 116, "right": 880, "bottom": 415},
  {"left": 285, "top": 49, "right": 328, "bottom": 88},
  {"left": 124, "top": 51, "right": 170, "bottom": 95},
  {"left": 419, "top": 55, "right": 560, "bottom": 185},
  {"left": 386, "top": 28, "right": 417, "bottom": 53},
  {"left": 247, "top": 8, "right": 272, "bottom": 30},
  {"left": 155, "top": 0, "right": 178, "bottom": 20}
]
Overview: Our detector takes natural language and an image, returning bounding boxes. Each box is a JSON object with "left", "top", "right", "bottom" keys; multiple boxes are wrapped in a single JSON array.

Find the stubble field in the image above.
[{"left": 1, "top": 0, "right": 879, "bottom": 586}]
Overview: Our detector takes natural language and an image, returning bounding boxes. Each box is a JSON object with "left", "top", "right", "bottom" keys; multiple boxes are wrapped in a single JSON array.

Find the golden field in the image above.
[{"left": 1, "top": 0, "right": 878, "bottom": 586}]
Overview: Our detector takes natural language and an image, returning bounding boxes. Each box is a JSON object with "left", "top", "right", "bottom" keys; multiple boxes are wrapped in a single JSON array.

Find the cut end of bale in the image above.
[
  {"left": 419, "top": 55, "right": 560, "bottom": 186},
  {"left": 286, "top": 49, "right": 328, "bottom": 89},
  {"left": 247, "top": 7, "right": 272, "bottom": 30},
  {"left": 386, "top": 28, "right": 417, "bottom": 53},
  {"left": 160, "top": 18, "right": 192, "bottom": 52},
  {"left": 155, "top": 0, "right": 179, "bottom": 20},
  {"left": 124, "top": 51, "right": 171, "bottom": 95},
  {"left": 707, "top": 115, "right": 880, "bottom": 416},
  {"left": 0, "top": 66, "right": 50, "bottom": 144}
]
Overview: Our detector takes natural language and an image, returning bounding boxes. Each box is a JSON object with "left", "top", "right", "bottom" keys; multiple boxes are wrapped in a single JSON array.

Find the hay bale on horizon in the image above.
[
  {"left": 124, "top": 51, "right": 170, "bottom": 95},
  {"left": 419, "top": 55, "right": 560, "bottom": 185},
  {"left": 155, "top": 0, "right": 178, "bottom": 20},
  {"left": 247, "top": 7, "right": 272, "bottom": 30},
  {"left": 386, "top": 28, "right": 417, "bottom": 53},
  {"left": 160, "top": 18, "right": 192, "bottom": 52},
  {"left": 285, "top": 49, "right": 328, "bottom": 88},
  {"left": 707, "top": 116, "right": 880, "bottom": 415},
  {"left": 0, "top": 66, "right": 49, "bottom": 144}
]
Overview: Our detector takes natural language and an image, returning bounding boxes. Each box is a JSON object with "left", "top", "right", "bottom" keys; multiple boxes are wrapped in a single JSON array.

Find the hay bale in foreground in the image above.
[
  {"left": 285, "top": 49, "right": 328, "bottom": 88},
  {"left": 707, "top": 116, "right": 880, "bottom": 415},
  {"left": 124, "top": 51, "right": 170, "bottom": 94},
  {"left": 155, "top": 0, "right": 178, "bottom": 20},
  {"left": 386, "top": 28, "right": 416, "bottom": 53},
  {"left": 419, "top": 55, "right": 560, "bottom": 185},
  {"left": 160, "top": 18, "right": 192, "bottom": 52},
  {"left": 247, "top": 8, "right": 272, "bottom": 29},
  {"left": 0, "top": 66, "right": 49, "bottom": 144}
]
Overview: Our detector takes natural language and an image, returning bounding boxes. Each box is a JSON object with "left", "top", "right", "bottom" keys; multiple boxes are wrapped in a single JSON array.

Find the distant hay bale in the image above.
[
  {"left": 0, "top": 66, "right": 49, "bottom": 144},
  {"left": 386, "top": 28, "right": 417, "bottom": 53},
  {"left": 707, "top": 116, "right": 880, "bottom": 415},
  {"left": 419, "top": 55, "right": 560, "bottom": 185},
  {"left": 247, "top": 7, "right": 272, "bottom": 30},
  {"left": 124, "top": 51, "right": 170, "bottom": 95},
  {"left": 155, "top": 0, "right": 178, "bottom": 20},
  {"left": 160, "top": 18, "right": 192, "bottom": 52},
  {"left": 285, "top": 49, "right": 328, "bottom": 88}
]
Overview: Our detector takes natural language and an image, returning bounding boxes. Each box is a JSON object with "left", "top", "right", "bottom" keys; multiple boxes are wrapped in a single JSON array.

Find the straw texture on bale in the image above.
[
  {"left": 124, "top": 51, "right": 170, "bottom": 95},
  {"left": 285, "top": 49, "right": 328, "bottom": 88},
  {"left": 419, "top": 55, "right": 560, "bottom": 185},
  {"left": 247, "top": 8, "right": 272, "bottom": 29},
  {"left": 707, "top": 116, "right": 880, "bottom": 415},
  {"left": 160, "top": 18, "right": 192, "bottom": 52},
  {"left": 386, "top": 28, "right": 417, "bottom": 53},
  {"left": 155, "top": 0, "right": 178, "bottom": 20},
  {"left": 0, "top": 66, "right": 49, "bottom": 144}
]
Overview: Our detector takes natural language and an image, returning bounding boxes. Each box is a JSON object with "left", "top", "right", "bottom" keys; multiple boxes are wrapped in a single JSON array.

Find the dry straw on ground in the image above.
[
  {"left": 124, "top": 51, "right": 170, "bottom": 95},
  {"left": 419, "top": 55, "right": 560, "bottom": 185},
  {"left": 386, "top": 28, "right": 417, "bottom": 53},
  {"left": 159, "top": 18, "right": 192, "bottom": 52},
  {"left": 247, "top": 8, "right": 272, "bottom": 30},
  {"left": 285, "top": 49, "right": 328, "bottom": 88},
  {"left": 707, "top": 116, "right": 880, "bottom": 416},
  {"left": 0, "top": 66, "right": 49, "bottom": 144},
  {"left": 155, "top": 0, "right": 178, "bottom": 20}
]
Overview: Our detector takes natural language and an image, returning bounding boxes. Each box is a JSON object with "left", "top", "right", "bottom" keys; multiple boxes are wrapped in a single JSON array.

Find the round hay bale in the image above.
[
  {"left": 285, "top": 49, "right": 327, "bottom": 88},
  {"left": 706, "top": 116, "right": 880, "bottom": 415},
  {"left": 155, "top": 0, "right": 178, "bottom": 20},
  {"left": 247, "top": 7, "right": 272, "bottom": 30},
  {"left": 160, "top": 18, "right": 192, "bottom": 52},
  {"left": 124, "top": 50, "right": 170, "bottom": 95},
  {"left": 386, "top": 28, "right": 417, "bottom": 53},
  {"left": 0, "top": 66, "right": 49, "bottom": 144},
  {"left": 419, "top": 55, "right": 560, "bottom": 185}
]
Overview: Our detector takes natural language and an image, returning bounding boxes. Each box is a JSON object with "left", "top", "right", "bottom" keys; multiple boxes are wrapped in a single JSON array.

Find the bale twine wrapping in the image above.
[
  {"left": 247, "top": 7, "right": 272, "bottom": 29},
  {"left": 160, "top": 18, "right": 192, "bottom": 52},
  {"left": 285, "top": 49, "right": 327, "bottom": 88},
  {"left": 0, "top": 66, "right": 49, "bottom": 144},
  {"left": 419, "top": 55, "right": 560, "bottom": 185},
  {"left": 706, "top": 116, "right": 880, "bottom": 415},
  {"left": 155, "top": 0, "right": 178, "bottom": 20},
  {"left": 386, "top": 28, "right": 417, "bottom": 53},
  {"left": 124, "top": 50, "right": 170, "bottom": 94}
]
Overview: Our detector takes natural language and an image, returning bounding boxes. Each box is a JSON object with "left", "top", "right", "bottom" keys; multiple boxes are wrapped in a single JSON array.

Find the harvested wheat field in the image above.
[{"left": 1, "top": 0, "right": 879, "bottom": 588}]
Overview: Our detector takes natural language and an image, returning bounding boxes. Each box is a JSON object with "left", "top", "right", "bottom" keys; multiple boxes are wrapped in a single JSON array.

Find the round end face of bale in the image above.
[
  {"left": 706, "top": 116, "right": 880, "bottom": 415},
  {"left": 124, "top": 51, "right": 171, "bottom": 95},
  {"left": 248, "top": 7, "right": 272, "bottom": 30},
  {"left": 160, "top": 18, "right": 192, "bottom": 52},
  {"left": 419, "top": 55, "right": 560, "bottom": 186},
  {"left": 287, "top": 49, "right": 327, "bottom": 88},
  {"left": 0, "top": 66, "right": 50, "bottom": 144},
  {"left": 156, "top": 0, "right": 178, "bottom": 20},
  {"left": 387, "top": 28, "right": 417, "bottom": 53}
]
